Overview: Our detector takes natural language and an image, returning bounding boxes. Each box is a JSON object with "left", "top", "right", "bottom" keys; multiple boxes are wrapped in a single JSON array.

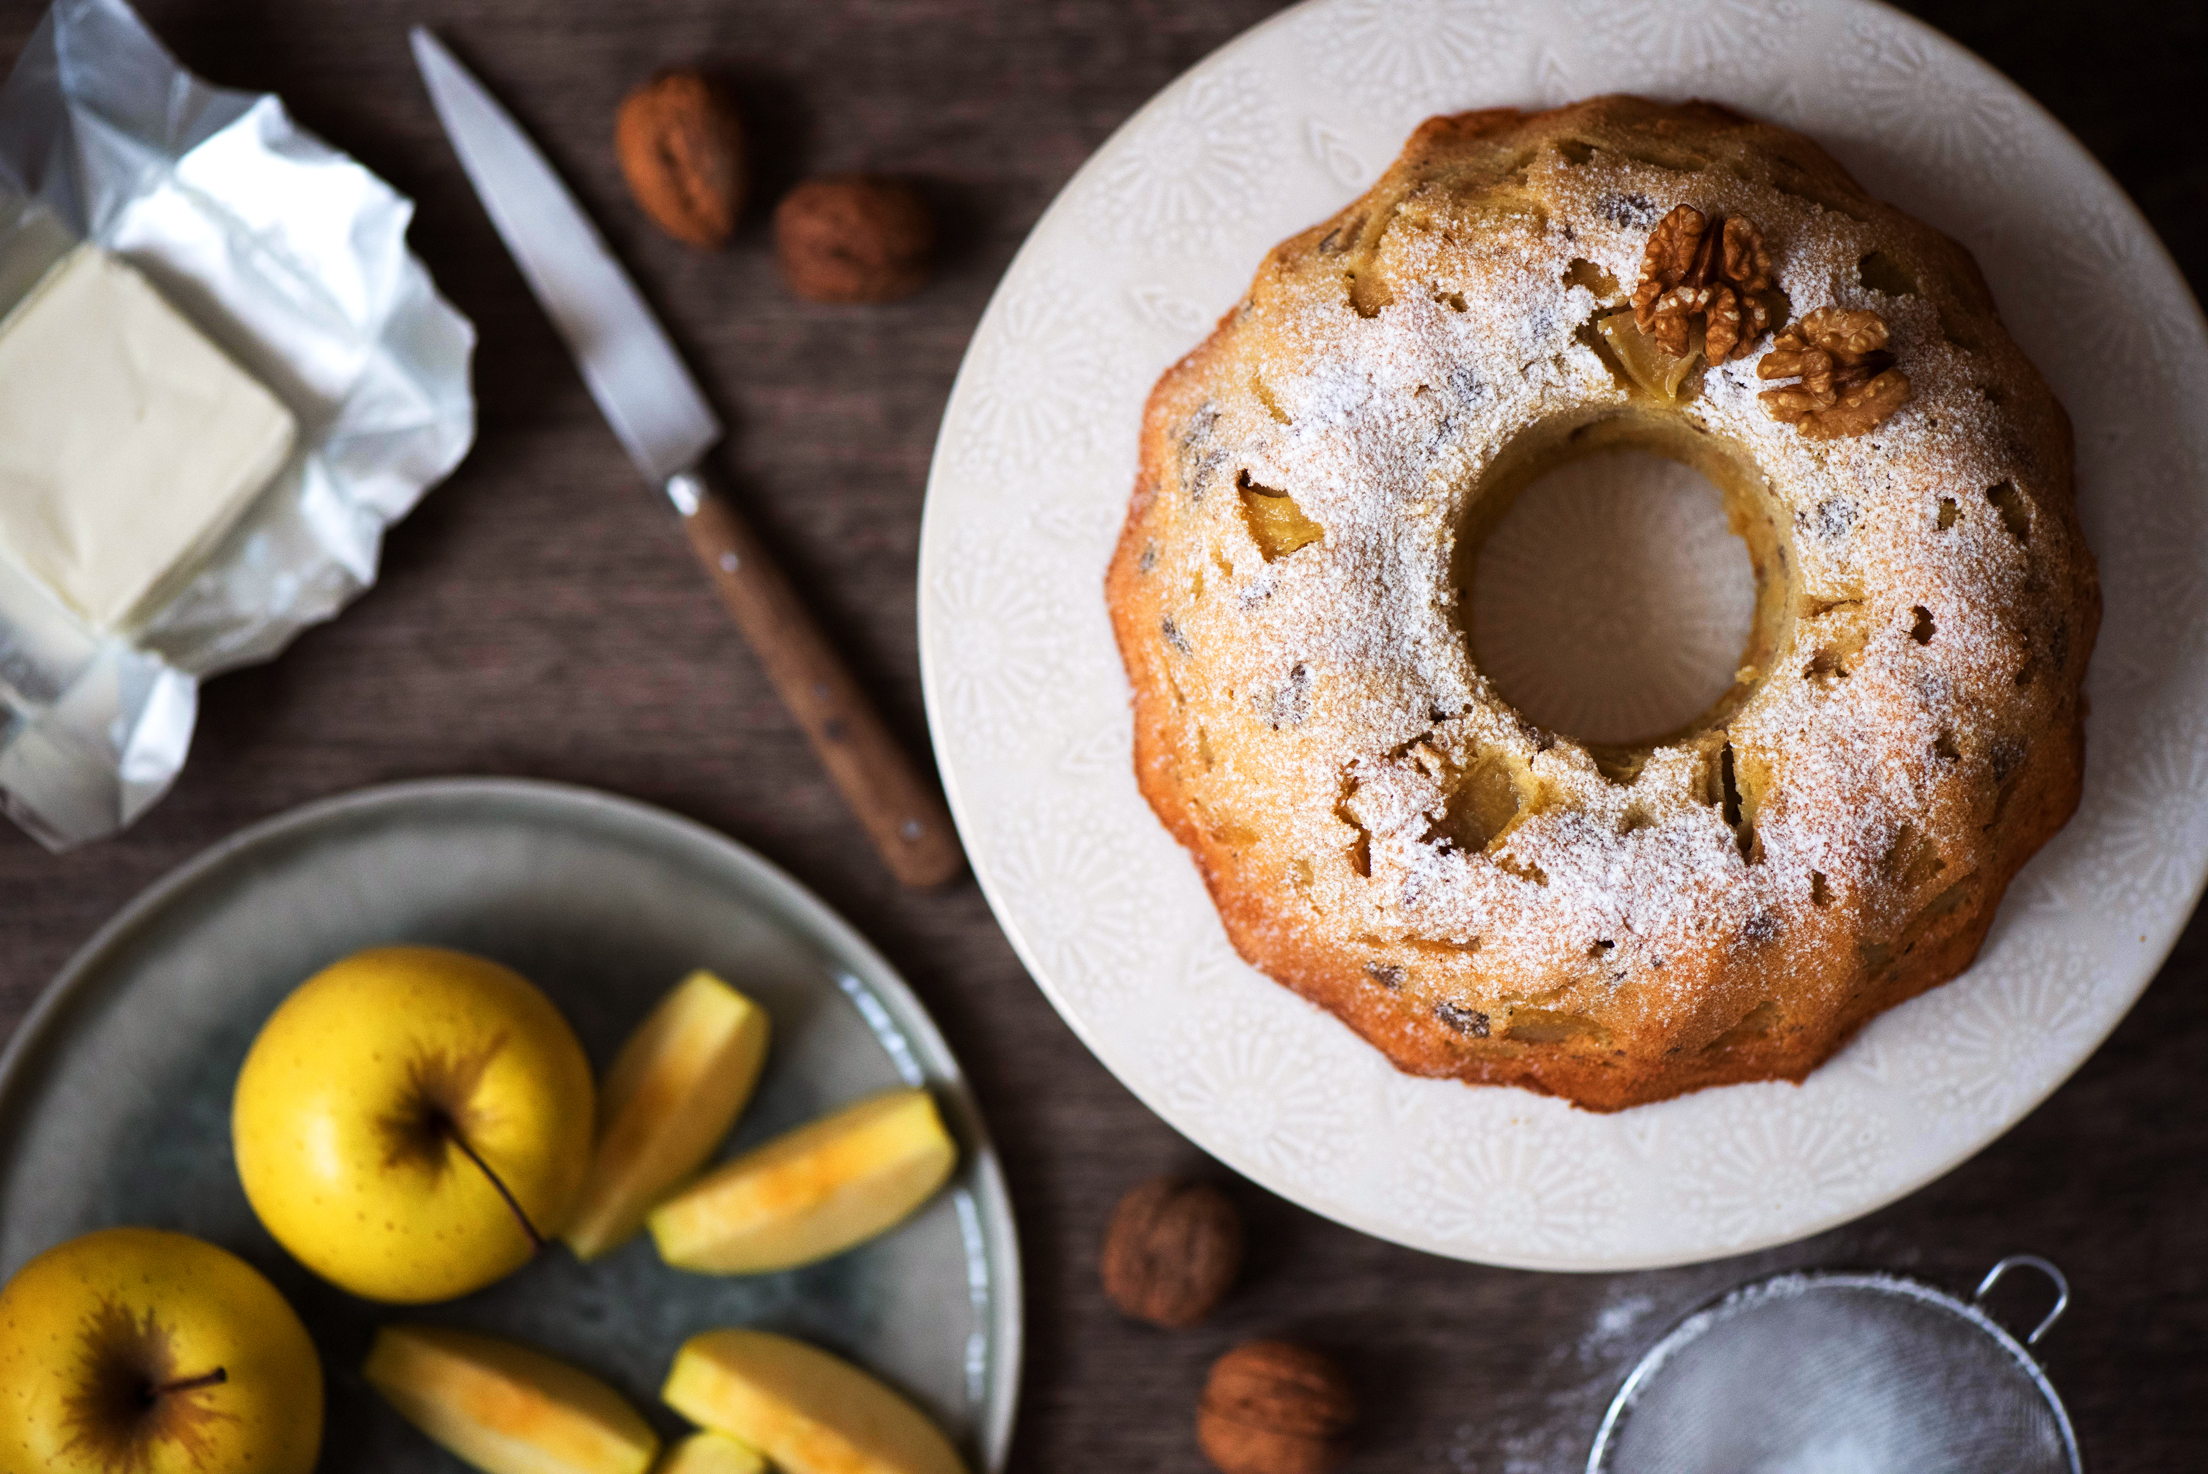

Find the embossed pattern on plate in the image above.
[
  {"left": 1469, "top": 452, "right": 1759, "bottom": 745},
  {"left": 918, "top": 0, "right": 2208, "bottom": 1269}
]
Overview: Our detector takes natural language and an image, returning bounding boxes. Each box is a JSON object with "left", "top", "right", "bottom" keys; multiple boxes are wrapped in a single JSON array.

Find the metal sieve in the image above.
[{"left": 1587, "top": 1255, "right": 2079, "bottom": 1474}]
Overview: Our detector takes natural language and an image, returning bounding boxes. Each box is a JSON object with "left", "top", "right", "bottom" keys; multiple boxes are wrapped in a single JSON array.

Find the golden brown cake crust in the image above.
[{"left": 1105, "top": 97, "right": 2098, "bottom": 1112}]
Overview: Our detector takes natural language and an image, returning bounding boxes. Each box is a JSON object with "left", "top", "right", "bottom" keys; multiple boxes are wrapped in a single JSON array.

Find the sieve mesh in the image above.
[{"left": 1588, "top": 1263, "right": 2079, "bottom": 1474}]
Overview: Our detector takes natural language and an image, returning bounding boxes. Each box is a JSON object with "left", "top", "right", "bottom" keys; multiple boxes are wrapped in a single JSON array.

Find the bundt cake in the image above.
[{"left": 1105, "top": 96, "right": 2098, "bottom": 1111}]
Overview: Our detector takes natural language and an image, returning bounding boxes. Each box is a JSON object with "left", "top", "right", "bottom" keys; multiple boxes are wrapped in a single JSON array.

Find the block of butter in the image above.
[{"left": 0, "top": 245, "right": 298, "bottom": 632}]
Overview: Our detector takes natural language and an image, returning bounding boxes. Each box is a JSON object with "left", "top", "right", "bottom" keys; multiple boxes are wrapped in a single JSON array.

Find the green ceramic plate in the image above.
[{"left": 0, "top": 778, "right": 1021, "bottom": 1471}]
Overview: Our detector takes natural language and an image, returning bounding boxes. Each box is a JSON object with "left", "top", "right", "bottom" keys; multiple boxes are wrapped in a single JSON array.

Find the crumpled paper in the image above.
[{"left": 0, "top": 0, "right": 473, "bottom": 848}]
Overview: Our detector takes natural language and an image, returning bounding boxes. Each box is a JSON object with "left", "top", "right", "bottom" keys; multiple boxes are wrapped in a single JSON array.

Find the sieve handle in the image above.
[{"left": 1974, "top": 1254, "right": 2070, "bottom": 1346}]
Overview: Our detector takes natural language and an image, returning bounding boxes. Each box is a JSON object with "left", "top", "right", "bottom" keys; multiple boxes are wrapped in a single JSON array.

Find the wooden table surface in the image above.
[{"left": 3, "top": 0, "right": 2201, "bottom": 1466}]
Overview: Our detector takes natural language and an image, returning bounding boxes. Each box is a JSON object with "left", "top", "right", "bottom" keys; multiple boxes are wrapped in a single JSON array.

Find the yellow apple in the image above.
[
  {"left": 647, "top": 1088, "right": 956, "bottom": 1274},
  {"left": 659, "top": 1428, "right": 768, "bottom": 1474},
  {"left": 232, "top": 945, "right": 595, "bottom": 1303},
  {"left": 663, "top": 1328, "right": 966, "bottom": 1474},
  {"left": 0, "top": 1227, "right": 322, "bottom": 1474},
  {"left": 365, "top": 1323, "right": 658, "bottom": 1474},
  {"left": 563, "top": 970, "right": 771, "bottom": 1261}
]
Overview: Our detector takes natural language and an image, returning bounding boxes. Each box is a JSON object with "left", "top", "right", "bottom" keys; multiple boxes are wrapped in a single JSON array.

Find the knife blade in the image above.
[
  {"left": 410, "top": 28, "right": 717, "bottom": 485},
  {"left": 410, "top": 29, "right": 963, "bottom": 888}
]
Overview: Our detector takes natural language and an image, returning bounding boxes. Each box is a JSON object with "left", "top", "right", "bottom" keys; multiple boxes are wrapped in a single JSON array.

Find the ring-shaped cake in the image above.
[{"left": 1106, "top": 97, "right": 2098, "bottom": 1110}]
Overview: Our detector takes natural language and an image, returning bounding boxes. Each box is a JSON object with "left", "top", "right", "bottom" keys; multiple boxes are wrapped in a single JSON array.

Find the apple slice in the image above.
[
  {"left": 563, "top": 970, "right": 772, "bottom": 1260},
  {"left": 659, "top": 1429, "right": 768, "bottom": 1474},
  {"left": 364, "top": 1324, "right": 659, "bottom": 1474},
  {"left": 663, "top": 1328, "right": 967, "bottom": 1474},
  {"left": 648, "top": 1088, "right": 956, "bottom": 1274}
]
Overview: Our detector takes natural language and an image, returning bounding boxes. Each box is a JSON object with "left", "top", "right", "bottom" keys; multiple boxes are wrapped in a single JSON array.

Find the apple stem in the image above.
[
  {"left": 444, "top": 1122, "right": 546, "bottom": 1253},
  {"left": 147, "top": 1368, "right": 227, "bottom": 1400}
]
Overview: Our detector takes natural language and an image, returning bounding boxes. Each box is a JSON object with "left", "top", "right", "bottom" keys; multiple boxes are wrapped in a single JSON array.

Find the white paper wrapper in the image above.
[{"left": 0, "top": 0, "right": 473, "bottom": 848}]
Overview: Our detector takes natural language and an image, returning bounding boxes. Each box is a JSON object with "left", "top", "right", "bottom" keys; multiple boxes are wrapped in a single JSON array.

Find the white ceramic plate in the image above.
[{"left": 918, "top": 0, "right": 2208, "bottom": 1270}]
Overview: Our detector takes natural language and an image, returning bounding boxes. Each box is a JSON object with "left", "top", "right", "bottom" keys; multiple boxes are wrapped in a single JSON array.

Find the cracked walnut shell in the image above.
[
  {"left": 1631, "top": 204, "right": 1774, "bottom": 363},
  {"left": 1198, "top": 1341, "right": 1357, "bottom": 1474},
  {"left": 1101, "top": 1176, "right": 1243, "bottom": 1328},
  {"left": 774, "top": 175, "right": 934, "bottom": 303},
  {"left": 616, "top": 70, "right": 746, "bottom": 249},
  {"left": 1758, "top": 305, "right": 1911, "bottom": 438}
]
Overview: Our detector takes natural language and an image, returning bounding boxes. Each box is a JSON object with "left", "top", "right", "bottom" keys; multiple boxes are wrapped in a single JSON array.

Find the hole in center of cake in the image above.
[{"left": 1466, "top": 448, "right": 1760, "bottom": 748}]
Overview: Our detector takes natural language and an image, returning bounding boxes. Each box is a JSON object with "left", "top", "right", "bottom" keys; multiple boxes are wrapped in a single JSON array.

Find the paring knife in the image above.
[{"left": 410, "top": 29, "right": 962, "bottom": 888}]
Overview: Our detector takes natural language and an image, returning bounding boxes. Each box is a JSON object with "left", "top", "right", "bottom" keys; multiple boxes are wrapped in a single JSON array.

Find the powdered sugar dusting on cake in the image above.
[{"left": 1105, "top": 99, "right": 2095, "bottom": 1108}]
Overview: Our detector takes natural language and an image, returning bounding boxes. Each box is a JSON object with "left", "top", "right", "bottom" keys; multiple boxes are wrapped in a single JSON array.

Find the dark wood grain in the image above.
[{"left": 1, "top": 1, "right": 2202, "bottom": 1468}]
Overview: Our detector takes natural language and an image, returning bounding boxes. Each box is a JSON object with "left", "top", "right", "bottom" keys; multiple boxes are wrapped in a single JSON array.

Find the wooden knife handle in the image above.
[{"left": 670, "top": 468, "right": 964, "bottom": 888}]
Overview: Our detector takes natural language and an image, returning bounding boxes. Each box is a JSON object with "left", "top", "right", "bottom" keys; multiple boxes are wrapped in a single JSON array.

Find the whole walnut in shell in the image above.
[
  {"left": 615, "top": 69, "right": 746, "bottom": 249},
  {"left": 1100, "top": 1176, "right": 1243, "bottom": 1328},
  {"left": 774, "top": 175, "right": 934, "bottom": 303},
  {"left": 1198, "top": 1340, "right": 1357, "bottom": 1474}
]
